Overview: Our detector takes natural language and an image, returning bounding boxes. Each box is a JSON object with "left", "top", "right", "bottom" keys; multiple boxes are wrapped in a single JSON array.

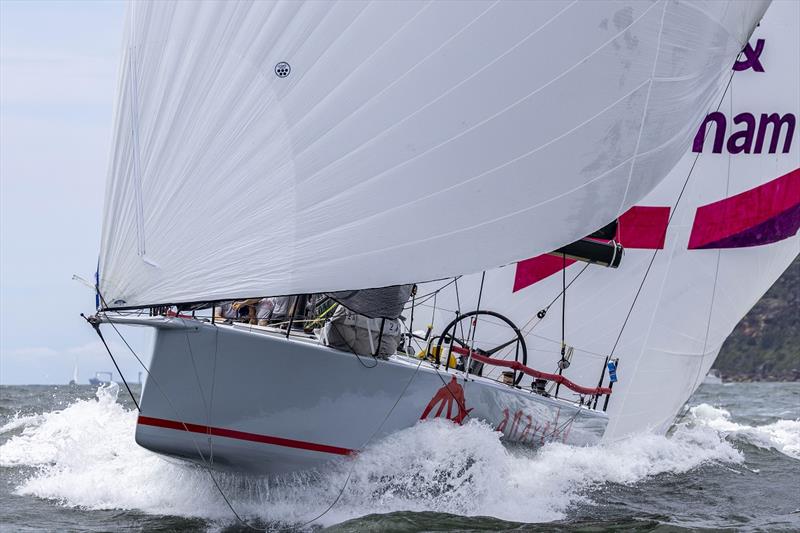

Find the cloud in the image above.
[
  {"left": 0, "top": 48, "right": 118, "bottom": 111},
  {"left": 1, "top": 331, "right": 151, "bottom": 385},
  {"left": 3, "top": 346, "right": 60, "bottom": 358}
]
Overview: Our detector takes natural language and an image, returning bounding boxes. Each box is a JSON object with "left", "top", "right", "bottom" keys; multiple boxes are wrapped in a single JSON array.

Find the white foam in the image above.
[
  {"left": 2, "top": 392, "right": 792, "bottom": 528},
  {"left": 0, "top": 412, "right": 44, "bottom": 435},
  {"left": 688, "top": 403, "right": 800, "bottom": 460}
]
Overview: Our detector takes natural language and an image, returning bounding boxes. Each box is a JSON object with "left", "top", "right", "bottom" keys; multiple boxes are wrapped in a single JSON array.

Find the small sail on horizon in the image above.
[
  {"left": 69, "top": 358, "right": 79, "bottom": 385},
  {"left": 97, "top": 0, "right": 768, "bottom": 309}
]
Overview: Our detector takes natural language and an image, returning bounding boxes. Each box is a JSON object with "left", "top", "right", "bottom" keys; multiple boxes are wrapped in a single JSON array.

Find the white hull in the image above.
[{"left": 122, "top": 317, "right": 608, "bottom": 474}]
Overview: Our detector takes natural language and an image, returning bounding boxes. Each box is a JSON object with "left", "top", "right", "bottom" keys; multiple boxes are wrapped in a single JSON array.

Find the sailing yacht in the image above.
[{"left": 91, "top": 0, "right": 772, "bottom": 474}]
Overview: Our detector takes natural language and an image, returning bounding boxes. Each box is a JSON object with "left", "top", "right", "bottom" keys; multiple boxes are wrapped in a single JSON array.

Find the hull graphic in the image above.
[{"left": 129, "top": 317, "right": 608, "bottom": 474}]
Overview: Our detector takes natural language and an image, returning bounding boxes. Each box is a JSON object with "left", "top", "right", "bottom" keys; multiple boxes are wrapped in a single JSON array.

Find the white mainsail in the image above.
[
  {"left": 421, "top": 0, "right": 798, "bottom": 439},
  {"left": 98, "top": 0, "right": 768, "bottom": 308}
]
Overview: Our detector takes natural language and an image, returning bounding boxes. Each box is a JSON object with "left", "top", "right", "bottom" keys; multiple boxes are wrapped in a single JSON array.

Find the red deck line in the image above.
[
  {"left": 448, "top": 346, "right": 612, "bottom": 396},
  {"left": 137, "top": 415, "right": 354, "bottom": 456}
]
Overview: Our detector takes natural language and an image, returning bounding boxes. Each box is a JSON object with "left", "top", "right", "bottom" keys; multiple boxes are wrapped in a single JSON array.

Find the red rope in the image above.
[{"left": 449, "top": 346, "right": 612, "bottom": 396}]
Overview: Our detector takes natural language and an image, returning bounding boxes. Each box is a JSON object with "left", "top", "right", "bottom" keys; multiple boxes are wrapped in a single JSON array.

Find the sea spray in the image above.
[
  {"left": 5, "top": 387, "right": 795, "bottom": 529},
  {"left": 687, "top": 403, "right": 800, "bottom": 460}
]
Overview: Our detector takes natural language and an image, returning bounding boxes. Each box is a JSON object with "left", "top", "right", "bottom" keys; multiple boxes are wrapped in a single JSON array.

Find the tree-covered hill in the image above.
[{"left": 713, "top": 255, "right": 800, "bottom": 381}]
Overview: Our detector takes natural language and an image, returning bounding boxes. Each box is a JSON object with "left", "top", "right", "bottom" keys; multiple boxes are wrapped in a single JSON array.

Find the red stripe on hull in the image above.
[{"left": 137, "top": 415, "right": 354, "bottom": 456}]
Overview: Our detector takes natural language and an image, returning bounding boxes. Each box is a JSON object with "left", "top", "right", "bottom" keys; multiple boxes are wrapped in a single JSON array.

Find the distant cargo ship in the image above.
[{"left": 88, "top": 372, "right": 113, "bottom": 386}]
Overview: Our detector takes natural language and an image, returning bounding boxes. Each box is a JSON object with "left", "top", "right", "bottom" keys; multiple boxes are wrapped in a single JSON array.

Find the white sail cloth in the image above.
[
  {"left": 98, "top": 0, "right": 768, "bottom": 308},
  {"left": 419, "top": 0, "right": 798, "bottom": 439}
]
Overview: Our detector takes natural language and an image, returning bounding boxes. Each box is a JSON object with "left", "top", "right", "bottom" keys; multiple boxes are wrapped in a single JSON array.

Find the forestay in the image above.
[
  {"left": 98, "top": 0, "right": 768, "bottom": 308},
  {"left": 420, "top": 0, "right": 798, "bottom": 439}
]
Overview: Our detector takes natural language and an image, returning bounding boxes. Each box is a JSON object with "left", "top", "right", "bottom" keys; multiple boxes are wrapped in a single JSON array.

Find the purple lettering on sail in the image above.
[
  {"left": 692, "top": 39, "right": 798, "bottom": 155},
  {"left": 733, "top": 39, "right": 765, "bottom": 72},
  {"left": 692, "top": 112, "right": 795, "bottom": 154}
]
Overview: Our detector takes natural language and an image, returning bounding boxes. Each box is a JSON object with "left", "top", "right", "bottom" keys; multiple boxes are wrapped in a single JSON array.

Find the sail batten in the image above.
[{"left": 98, "top": 0, "right": 768, "bottom": 309}]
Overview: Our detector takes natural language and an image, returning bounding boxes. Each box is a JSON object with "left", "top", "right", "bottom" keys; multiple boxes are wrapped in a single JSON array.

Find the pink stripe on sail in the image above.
[
  {"left": 688, "top": 168, "right": 800, "bottom": 249},
  {"left": 513, "top": 254, "right": 577, "bottom": 292},
  {"left": 616, "top": 206, "right": 670, "bottom": 249},
  {"left": 512, "top": 206, "right": 670, "bottom": 292}
]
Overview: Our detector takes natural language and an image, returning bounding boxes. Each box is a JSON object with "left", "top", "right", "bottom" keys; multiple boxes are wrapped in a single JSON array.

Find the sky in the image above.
[{"left": 1, "top": 1, "right": 151, "bottom": 384}]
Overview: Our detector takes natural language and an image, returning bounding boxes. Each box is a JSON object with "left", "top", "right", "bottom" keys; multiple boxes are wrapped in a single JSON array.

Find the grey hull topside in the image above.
[{"left": 115, "top": 316, "right": 608, "bottom": 474}]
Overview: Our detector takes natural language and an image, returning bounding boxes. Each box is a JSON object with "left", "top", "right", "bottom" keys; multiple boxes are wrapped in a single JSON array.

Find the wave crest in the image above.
[
  {"left": 1, "top": 392, "right": 795, "bottom": 527},
  {"left": 688, "top": 403, "right": 800, "bottom": 460}
]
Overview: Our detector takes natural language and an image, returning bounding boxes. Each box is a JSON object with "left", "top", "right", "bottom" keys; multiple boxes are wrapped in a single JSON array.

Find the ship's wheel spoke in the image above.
[
  {"left": 485, "top": 338, "right": 518, "bottom": 356},
  {"left": 434, "top": 310, "right": 527, "bottom": 384},
  {"left": 450, "top": 336, "right": 468, "bottom": 348}
]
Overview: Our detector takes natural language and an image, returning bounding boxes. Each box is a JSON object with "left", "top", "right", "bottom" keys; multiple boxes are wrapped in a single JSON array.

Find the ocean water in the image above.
[{"left": 0, "top": 382, "right": 798, "bottom": 532}]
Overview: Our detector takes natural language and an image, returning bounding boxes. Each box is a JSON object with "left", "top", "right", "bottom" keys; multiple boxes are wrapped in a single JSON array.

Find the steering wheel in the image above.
[{"left": 434, "top": 310, "right": 528, "bottom": 385}]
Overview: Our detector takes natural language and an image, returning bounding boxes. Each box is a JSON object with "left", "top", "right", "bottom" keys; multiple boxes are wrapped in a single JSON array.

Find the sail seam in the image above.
[
  {"left": 290, "top": 0, "right": 436, "bottom": 146},
  {"left": 292, "top": 0, "right": 554, "bottom": 163},
  {"left": 618, "top": 0, "right": 668, "bottom": 215},
  {"left": 127, "top": 4, "right": 146, "bottom": 258},
  {"left": 296, "top": 0, "right": 658, "bottom": 199},
  {"left": 602, "top": 58, "right": 742, "bottom": 431},
  {"left": 303, "top": 132, "right": 643, "bottom": 261},
  {"left": 691, "top": 83, "right": 733, "bottom": 391}
]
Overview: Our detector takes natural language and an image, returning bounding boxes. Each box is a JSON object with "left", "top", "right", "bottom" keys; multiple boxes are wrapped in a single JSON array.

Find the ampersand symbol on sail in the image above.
[
  {"left": 733, "top": 39, "right": 765, "bottom": 72},
  {"left": 420, "top": 376, "right": 472, "bottom": 424}
]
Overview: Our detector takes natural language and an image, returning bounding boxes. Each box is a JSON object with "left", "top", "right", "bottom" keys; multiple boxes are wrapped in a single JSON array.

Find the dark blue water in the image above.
[{"left": 1, "top": 382, "right": 798, "bottom": 532}]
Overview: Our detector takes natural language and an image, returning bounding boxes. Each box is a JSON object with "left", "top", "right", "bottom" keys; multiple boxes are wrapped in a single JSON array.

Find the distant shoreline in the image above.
[{"left": 715, "top": 373, "right": 800, "bottom": 383}]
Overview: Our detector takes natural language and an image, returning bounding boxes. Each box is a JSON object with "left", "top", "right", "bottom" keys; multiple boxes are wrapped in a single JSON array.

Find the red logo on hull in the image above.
[
  {"left": 420, "top": 376, "right": 472, "bottom": 424},
  {"left": 496, "top": 407, "right": 574, "bottom": 444}
]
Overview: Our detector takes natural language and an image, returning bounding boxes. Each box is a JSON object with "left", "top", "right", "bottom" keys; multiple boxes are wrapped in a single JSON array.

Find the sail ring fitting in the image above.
[{"left": 274, "top": 61, "right": 291, "bottom": 78}]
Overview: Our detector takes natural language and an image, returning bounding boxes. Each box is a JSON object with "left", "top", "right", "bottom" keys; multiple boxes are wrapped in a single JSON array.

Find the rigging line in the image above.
[
  {"left": 408, "top": 285, "right": 416, "bottom": 343},
  {"left": 404, "top": 290, "right": 438, "bottom": 309},
  {"left": 554, "top": 407, "right": 582, "bottom": 437},
  {"left": 561, "top": 254, "right": 566, "bottom": 351},
  {"left": 100, "top": 315, "right": 261, "bottom": 531},
  {"left": 81, "top": 313, "right": 140, "bottom": 412},
  {"left": 183, "top": 331, "right": 211, "bottom": 425},
  {"left": 555, "top": 254, "right": 568, "bottom": 398},
  {"left": 290, "top": 355, "right": 426, "bottom": 532},
  {"left": 430, "top": 290, "right": 438, "bottom": 328},
  {"left": 401, "top": 277, "right": 460, "bottom": 316},
  {"left": 208, "top": 326, "right": 220, "bottom": 465},
  {"left": 415, "top": 302, "right": 460, "bottom": 314},
  {"left": 593, "top": 59, "right": 742, "bottom": 407},
  {"left": 690, "top": 78, "right": 736, "bottom": 394},
  {"left": 106, "top": 308, "right": 399, "bottom": 532},
  {"left": 404, "top": 276, "right": 461, "bottom": 306},
  {"left": 92, "top": 295, "right": 259, "bottom": 527},
  {"left": 519, "top": 263, "right": 592, "bottom": 336},
  {"left": 481, "top": 266, "right": 587, "bottom": 376},
  {"left": 453, "top": 277, "right": 466, "bottom": 341},
  {"left": 688, "top": 85, "right": 734, "bottom": 392},
  {"left": 399, "top": 313, "right": 426, "bottom": 354},
  {"left": 465, "top": 272, "right": 487, "bottom": 378},
  {"left": 489, "top": 262, "right": 591, "bottom": 368}
]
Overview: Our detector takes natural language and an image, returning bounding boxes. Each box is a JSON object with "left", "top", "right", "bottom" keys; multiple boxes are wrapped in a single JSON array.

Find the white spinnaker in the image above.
[
  {"left": 98, "top": 0, "right": 768, "bottom": 308},
  {"left": 419, "top": 0, "right": 798, "bottom": 439}
]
